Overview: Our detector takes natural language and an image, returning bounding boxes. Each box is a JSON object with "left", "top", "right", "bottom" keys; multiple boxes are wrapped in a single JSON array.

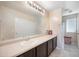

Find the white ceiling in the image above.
[
  {"left": 36, "top": 1, "right": 65, "bottom": 11},
  {"left": 36, "top": 1, "right": 79, "bottom": 14},
  {"left": 0, "top": 1, "right": 79, "bottom": 15}
]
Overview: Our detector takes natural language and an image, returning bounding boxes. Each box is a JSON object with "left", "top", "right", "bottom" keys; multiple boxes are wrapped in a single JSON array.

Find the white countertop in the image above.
[{"left": 0, "top": 35, "right": 57, "bottom": 57}]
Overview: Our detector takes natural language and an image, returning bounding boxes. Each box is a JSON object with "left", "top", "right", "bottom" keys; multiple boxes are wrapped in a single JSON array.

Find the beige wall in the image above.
[
  {"left": 49, "top": 8, "right": 62, "bottom": 35},
  {"left": 49, "top": 8, "right": 64, "bottom": 49}
]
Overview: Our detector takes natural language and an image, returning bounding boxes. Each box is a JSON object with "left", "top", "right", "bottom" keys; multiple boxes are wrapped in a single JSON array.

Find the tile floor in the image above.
[{"left": 49, "top": 44, "right": 79, "bottom": 57}]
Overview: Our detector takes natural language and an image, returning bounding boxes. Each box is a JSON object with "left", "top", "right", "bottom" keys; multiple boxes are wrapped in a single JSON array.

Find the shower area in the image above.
[{"left": 63, "top": 14, "right": 79, "bottom": 48}]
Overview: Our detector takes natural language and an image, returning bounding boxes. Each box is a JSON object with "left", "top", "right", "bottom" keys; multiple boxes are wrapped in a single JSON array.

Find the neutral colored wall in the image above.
[
  {"left": 49, "top": 8, "right": 64, "bottom": 49},
  {"left": 49, "top": 9, "right": 62, "bottom": 35}
]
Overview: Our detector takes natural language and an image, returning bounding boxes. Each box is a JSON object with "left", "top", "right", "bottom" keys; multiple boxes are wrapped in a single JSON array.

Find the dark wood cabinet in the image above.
[
  {"left": 53, "top": 37, "right": 57, "bottom": 49},
  {"left": 55, "top": 37, "right": 57, "bottom": 48},
  {"left": 52, "top": 38, "right": 54, "bottom": 49},
  {"left": 17, "top": 36, "right": 57, "bottom": 57},
  {"left": 52, "top": 38, "right": 55, "bottom": 50},
  {"left": 47, "top": 39, "right": 53, "bottom": 56},
  {"left": 47, "top": 37, "right": 57, "bottom": 56},
  {"left": 36, "top": 42, "right": 48, "bottom": 57},
  {"left": 17, "top": 48, "right": 36, "bottom": 57}
]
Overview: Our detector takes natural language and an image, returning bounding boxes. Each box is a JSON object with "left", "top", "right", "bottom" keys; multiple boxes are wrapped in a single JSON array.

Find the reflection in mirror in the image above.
[{"left": 0, "top": 1, "right": 48, "bottom": 43}]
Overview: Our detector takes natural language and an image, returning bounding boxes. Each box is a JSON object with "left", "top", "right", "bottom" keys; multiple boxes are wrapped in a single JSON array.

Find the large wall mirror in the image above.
[{"left": 0, "top": 1, "right": 48, "bottom": 44}]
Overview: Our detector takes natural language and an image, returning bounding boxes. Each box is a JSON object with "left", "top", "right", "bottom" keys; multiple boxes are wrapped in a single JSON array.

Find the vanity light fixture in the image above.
[{"left": 26, "top": 1, "right": 45, "bottom": 15}]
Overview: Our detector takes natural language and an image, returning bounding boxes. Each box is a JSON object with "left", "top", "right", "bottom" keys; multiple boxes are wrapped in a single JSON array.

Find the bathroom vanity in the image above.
[
  {"left": 17, "top": 36, "right": 57, "bottom": 57},
  {"left": 0, "top": 35, "right": 57, "bottom": 57}
]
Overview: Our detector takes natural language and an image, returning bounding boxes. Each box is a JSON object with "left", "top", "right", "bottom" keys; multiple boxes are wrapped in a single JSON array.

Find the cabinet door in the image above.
[
  {"left": 52, "top": 37, "right": 57, "bottom": 50},
  {"left": 48, "top": 39, "right": 53, "bottom": 56},
  {"left": 53, "top": 37, "right": 57, "bottom": 49},
  {"left": 55, "top": 37, "right": 57, "bottom": 48},
  {"left": 36, "top": 42, "right": 47, "bottom": 57},
  {"left": 52, "top": 38, "right": 55, "bottom": 49},
  {"left": 17, "top": 48, "right": 36, "bottom": 57}
]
